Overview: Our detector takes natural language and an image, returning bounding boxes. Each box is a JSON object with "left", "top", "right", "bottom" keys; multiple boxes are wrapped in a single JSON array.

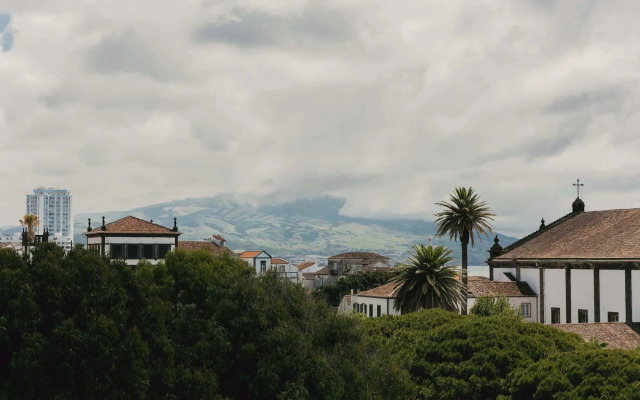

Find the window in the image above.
[
  {"left": 260, "top": 260, "right": 267, "bottom": 273},
  {"left": 353, "top": 303, "right": 358, "bottom": 312},
  {"left": 110, "top": 244, "right": 124, "bottom": 259},
  {"left": 578, "top": 309, "right": 588, "bottom": 323},
  {"left": 377, "top": 305, "right": 382, "bottom": 317},
  {"left": 520, "top": 303, "right": 531, "bottom": 318},
  {"left": 608, "top": 312, "right": 619, "bottom": 322},
  {"left": 126, "top": 244, "right": 140, "bottom": 259},
  {"left": 143, "top": 244, "right": 154, "bottom": 259},
  {"left": 551, "top": 307, "right": 561, "bottom": 324},
  {"left": 158, "top": 244, "right": 170, "bottom": 259}
]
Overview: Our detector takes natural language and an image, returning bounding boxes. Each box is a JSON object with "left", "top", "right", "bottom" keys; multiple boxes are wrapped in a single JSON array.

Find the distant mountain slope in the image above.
[{"left": 73, "top": 195, "right": 517, "bottom": 265}]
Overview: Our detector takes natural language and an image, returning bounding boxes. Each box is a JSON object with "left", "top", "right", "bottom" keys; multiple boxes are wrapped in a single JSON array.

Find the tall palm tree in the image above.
[
  {"left": 434, "top": 187, "right": 495, "bottom": 314},
  {"left": 19, "top": 214, "right": 40, "bottom": 244},
  {"left": 392, "top": 244, "right": 465, "bottom": 313}
]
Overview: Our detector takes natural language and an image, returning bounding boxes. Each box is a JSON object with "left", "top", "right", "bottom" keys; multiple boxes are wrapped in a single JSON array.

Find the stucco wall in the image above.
[
  {"left": 545, "top": 269, "right": 566, "bottom": 324},
  {"left": 600, "top": 270, "right": 625, "bottom": 322}
]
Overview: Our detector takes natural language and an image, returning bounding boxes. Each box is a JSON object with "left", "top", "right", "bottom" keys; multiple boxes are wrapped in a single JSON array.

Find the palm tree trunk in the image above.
[{"left": 461, "top": 232, "right": 469, "bottom": 315}]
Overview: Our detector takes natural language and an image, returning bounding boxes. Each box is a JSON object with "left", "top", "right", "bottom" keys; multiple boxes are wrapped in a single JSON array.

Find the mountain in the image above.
[{"left": 73, "top": 195, "right": 518, "bottom": 265}]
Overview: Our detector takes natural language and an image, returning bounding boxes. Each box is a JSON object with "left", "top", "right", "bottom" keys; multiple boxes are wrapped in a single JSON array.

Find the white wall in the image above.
[
  {"left": 350, "top": 295, "right": 401, "bottom": 317},
  {"left": 600, "top": 270, "right": 625, "bottom": 322},
  {"left": 571, "top": 269, "right": 594, "bottom": 323},
  {"left": 520, "top": 268, "right": 541, "bottom": 295},
  {"left": 468, "top": 296, "right": 538, "bottom": 322},
  {"left": 633, "top": 270, "right": 640, "bottom": 322},
  {"left": 493, "top": 268, "right": 516, "bottom": 282},
  {"left": 545, "top": 269, "right": 566, "bottom": 324}
]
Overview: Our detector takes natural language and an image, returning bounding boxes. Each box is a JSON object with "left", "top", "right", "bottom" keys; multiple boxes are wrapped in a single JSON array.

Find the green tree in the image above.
[
  {"left": 312, "top": 269, "right": 395, "bottom": 307},
  {"left": 434, "top": 187, "right": 495, "bottom": 314},
  {"left": 392, "top": 244, "right": 465, "bottom": 313},
  {"left": 470, "top": 296, "right": 520, "bottom": 318}
]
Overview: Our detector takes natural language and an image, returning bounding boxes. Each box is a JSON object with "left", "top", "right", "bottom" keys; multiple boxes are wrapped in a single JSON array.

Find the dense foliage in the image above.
[
  {"left": 469, "top": 296, "right": 521, "bottom": 318},
  {"left": 312, "top": 269, "right": 394, "bottom": 307},
  {"left": 0, "top": 244, "right": 411, "bottom": 400},
  {"left": 392, "top": 245, "right": 464, "bottom": 313},
  {"left": 365, "top": 309, "right": 625, "bottom": 400}
]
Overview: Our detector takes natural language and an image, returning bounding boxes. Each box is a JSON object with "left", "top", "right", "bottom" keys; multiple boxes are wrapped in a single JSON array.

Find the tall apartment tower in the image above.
[{"left": 26, "top": 187, "right": 72, "bottom": 250}]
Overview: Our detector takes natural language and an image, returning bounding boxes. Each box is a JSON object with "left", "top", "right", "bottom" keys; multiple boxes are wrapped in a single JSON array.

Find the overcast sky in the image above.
[{"left": 1, "top": 0, "right": 640, "bottom": 237}]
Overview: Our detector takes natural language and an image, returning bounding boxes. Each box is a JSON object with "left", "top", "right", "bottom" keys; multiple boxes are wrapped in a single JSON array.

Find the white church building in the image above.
[{"left": 488, "top": 196, "right": 640, "bottom": 324}]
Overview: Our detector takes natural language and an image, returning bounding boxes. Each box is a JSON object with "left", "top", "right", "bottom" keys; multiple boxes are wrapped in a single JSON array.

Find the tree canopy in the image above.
[
  {"left": 392, "top": 244, "right": 464, "bottom": 313},
  {"left": 0, "top": 243, "right": 411, "bottom": 400}
]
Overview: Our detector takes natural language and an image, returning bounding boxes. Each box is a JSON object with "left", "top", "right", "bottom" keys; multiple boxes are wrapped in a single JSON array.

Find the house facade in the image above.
[
  {"left": 488, "top": 198, "right": 640, "bottom": 324},
  {"left": 467, "top": 276, "right": 538, "bottom": 322},
  {"left": 239, "top": 251, "right": 272, "bottom": 274},
  {"left": 338, "top": 282, "right": 401, "bottom": 317},
  {"left": 83, "top": 216, "right": 181, "bottom": 266},
  {"left": 317, "top": 252, "right": 390, "bottom": 287}
]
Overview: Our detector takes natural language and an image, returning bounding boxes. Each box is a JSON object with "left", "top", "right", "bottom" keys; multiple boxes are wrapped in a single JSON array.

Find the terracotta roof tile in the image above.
[
  {"left": 213, "top": 234, "right": 225, "bottom": 242},
  {"left": 84, "top": 216, "right": 179, "bottom": 235},
  {"left": 554, "top": 323, "right": 640, "bottom": 350},
  {"left": 296, "top": 261, "right": 315, "bottom": 271},
  {"left": 315, "top": 266, "right": 330, "bottom": 275},
  {"left": 271, "top": 258, "right": 288, "bottom": 264},
  {"left": 178, "top": 241, "right": 233, "bottom": 256},
  {"left": 357, "top": 282, "right": 398, "bottom": 298},
  {"left": 329, "top": 252, "right": 389, "bottom": 261},
  {"left": 496, "top": 208, "right": 640, "bottom": 260},
  {"left": 468, "top": 280, "right": 537, "bottom": 297},
  {"left": 239, "top": 251, "right": 262, "bottom": 258}
]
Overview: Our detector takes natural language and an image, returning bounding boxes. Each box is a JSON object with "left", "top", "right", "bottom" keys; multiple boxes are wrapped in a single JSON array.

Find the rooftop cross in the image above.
[{"left": 573, "top": 178, "right": 584, "bottom": 198}]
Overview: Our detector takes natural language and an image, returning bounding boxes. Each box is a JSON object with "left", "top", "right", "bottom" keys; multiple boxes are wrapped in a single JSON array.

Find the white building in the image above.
[
  {"left": 83, "top": 216, "right": 181, "bottom": 266},
  {"left": 338, "top": 282, "right": 402, "bottom": 317},
  {"left": 467, "top": 277, "right": 538, "bottom": 322},
  {"left": 26, "top": 187, "right": 72, "bottom": 250},
  {"left": 239, "top": 251, "right": 272, "bottom": 274},
  {"left": 488, "top": 197, "right": 640, "bottom": 324}
]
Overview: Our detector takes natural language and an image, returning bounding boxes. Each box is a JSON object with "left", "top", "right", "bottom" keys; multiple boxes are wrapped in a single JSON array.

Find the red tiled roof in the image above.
[
  {"left": 271, "top": 258, "right": 288, "bottom": 264},
  {"left": 296, "top": 261, "right": 315, "bottom": 271},
  {"left": 84, "top": 216, "right": 179, "bottom": 235},
  {"left": 315, "top": 266, "right": 330, "bottom": 275},
  {"left": 329, "top": 252, "right": 389, "bottom": 261},
  {"left": 213, "top": 234, "right": 225, "bottom": 242},
  {"left": 495, "top": 208, "right": 640, "bottom": 260},
  {"left": 468, "top": 279, "right": 537, "bottom": 297},
  {"left": 554, "top": 323, "right": 640, "bottom": 350},
  {"left": 239, "top": 251, "right": 262, "bottom": 258},
  {"left": 178, "top": 241, "right": 233, "bottom": 256},
  {"left": 357, "top": 282, "right": 398, "bottom": 298}
]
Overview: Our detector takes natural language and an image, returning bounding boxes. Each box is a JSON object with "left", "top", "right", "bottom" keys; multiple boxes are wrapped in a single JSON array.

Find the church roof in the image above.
[
  {"left": 467, "top": 276, "right": 537, "bottom": 297},
  {"left": 495, "top": 208, "right": 640, "bottom": 260},
  {"left": 84, "top": 216, "right": 180, "bottom": 236},
  {"left": 554, "top": 323, "right": 640, "bottom": 350}
]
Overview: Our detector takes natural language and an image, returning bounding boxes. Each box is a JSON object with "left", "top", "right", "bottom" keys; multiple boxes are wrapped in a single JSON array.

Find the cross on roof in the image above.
[{"left": 573, "top": 179, "right": 584, "bottom": 198}]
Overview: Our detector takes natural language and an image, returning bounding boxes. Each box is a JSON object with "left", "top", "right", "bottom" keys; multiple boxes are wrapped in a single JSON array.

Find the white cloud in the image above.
[{"left": 1, "top": 0, "right": 640, "bottom": 237}]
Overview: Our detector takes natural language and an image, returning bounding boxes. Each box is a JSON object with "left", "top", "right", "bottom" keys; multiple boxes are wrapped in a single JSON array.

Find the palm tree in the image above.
[
  {"left": 19, "top": 214, "right": 40, "bottom": 244},
  {"left": 434, "top": 187, "right": 495, "bottom": 314},
  {"left": 392, "top": 244, "right": 465, "bottom": 313}
]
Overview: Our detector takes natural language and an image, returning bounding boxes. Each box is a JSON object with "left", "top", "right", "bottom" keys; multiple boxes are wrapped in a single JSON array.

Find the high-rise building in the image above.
[{"left": 26, "top": 187, "right": 72, "bottom": 250}]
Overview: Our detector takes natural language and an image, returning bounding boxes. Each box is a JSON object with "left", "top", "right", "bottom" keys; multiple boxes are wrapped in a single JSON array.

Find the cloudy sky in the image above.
[{"left": 1, "top": 0, "right": 640, "bottom": 237}]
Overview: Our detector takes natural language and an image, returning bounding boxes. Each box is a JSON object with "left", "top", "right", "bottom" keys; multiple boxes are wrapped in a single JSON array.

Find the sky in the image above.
[{"left": 1, "top": 0, "right": 640, "bottom": 237}]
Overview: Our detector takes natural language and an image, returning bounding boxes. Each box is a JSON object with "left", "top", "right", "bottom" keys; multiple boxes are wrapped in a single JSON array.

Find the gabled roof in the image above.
[
  {"left": 84, "top": 216, "right": 180, "bottom": 236},
  {"left": 329, "top": 252, "right": 389, "bottom": 261},
  {"left": 296, "top": 261, "right": 316, "bottom": 271},
  {"left": 495, "top": 208, "right": 640, "bottom": 260},
  {"left": 554, "top": 323, "right": 640, "bottom": 350},
  {"left": 239, "top": 250, "right": 270, "bottom": 259},
  {"left": 213, "top": 234, "right": 225, "bottom": 242},
  {"left": 356, "top": 282, "right": 398, "bottom": 298},
  {"left": 315, "top": 266, "right": 330, "bottom": 275},
  {"left": 271, "top": 258, "right": 288, "bottom": 264},
  {"left": 467, "top": 277, "right": 537, "bottom": 297}
]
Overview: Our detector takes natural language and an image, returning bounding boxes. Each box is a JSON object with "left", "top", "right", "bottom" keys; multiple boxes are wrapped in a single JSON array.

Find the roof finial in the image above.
[
  {"left": 539, "top": 218, "right": 546, "bottom": 231},
  {"left": 489, "top": 235, "right": 503, "bottom": 260},
  {"left": 172, "top": 217, "right": 178, "bottom": 232},
  {"left": 101, "top": 216, "right": 106, "bottom": 231},
  {"left": 573, "top": 178, "right": 584, "bottom": 198},
  {"left": 87, "top": 218, "right": 92, "bottom": 232}
]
